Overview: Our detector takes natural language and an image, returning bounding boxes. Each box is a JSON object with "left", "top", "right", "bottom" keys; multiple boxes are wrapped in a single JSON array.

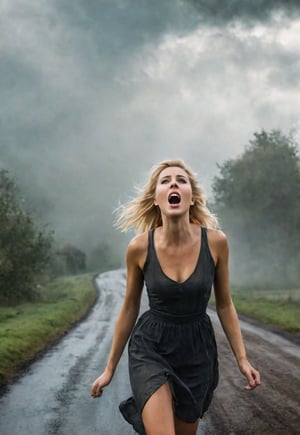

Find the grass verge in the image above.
[
  {"left": 226, "top": 288, "right": 300, "bottom": 336},
  {"left": 0, "top": 273, "right": 96, "bottom": 387}
]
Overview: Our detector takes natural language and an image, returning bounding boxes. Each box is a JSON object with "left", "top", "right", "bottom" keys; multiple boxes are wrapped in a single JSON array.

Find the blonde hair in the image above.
[{"left": 115, "top": 159, "right": 219, "bottom": 232}]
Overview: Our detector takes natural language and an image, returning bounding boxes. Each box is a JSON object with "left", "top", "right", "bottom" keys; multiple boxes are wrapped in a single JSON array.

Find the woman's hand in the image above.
[
  {"left": 238, "top": 358, "right": 261, "bottom": 390},
  {"left": 91, "top": 369, "right": 113, "bottom": 398}
]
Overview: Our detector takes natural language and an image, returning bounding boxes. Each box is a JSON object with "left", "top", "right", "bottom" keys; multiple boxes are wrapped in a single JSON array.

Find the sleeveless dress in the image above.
[{"left": 119, "top": 227, "right": 219, "bottom": 434}]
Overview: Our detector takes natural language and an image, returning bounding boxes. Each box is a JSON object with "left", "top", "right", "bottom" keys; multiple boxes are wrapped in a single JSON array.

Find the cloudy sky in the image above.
[{"left": 1, "top": 0, "right": 300, "bottom": 256}]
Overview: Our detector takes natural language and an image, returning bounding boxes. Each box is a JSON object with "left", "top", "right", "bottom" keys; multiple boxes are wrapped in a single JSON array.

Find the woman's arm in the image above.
[
  {"left": 213, "top": 231, "right": 261, "bottom": 390},
  {"left": 91, "top": 236, "right": 145, "bottom": 398}
]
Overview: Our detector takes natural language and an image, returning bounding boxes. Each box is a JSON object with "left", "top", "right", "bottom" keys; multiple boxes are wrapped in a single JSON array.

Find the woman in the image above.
[{"left": 91, "top": 159, "right": 261, "bottom": 435}]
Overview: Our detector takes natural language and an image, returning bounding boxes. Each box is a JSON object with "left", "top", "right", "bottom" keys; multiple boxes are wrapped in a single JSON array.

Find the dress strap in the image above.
[
  {"left": 201, "top": 227, "right": 210, "bottom": 253},
  {"left": 201, "top": 226, "right": 208, "bottom": 243},
  {"left": 201, "top": 227, "right": 216, "bottom": 268},
  {"left": 143, "top": 229, "right": 154, "bottom": 272},
  {"left": 148, "top": 228, "right": 154, "bottom": 250}
]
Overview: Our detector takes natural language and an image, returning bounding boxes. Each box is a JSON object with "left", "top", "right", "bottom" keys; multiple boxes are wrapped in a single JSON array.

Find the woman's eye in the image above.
[
  {"left": 178, "top": 178, "right": 187, "bottom": 183},
  {"left": 161, "top": 179, "right": 169, "bottom": 184}
]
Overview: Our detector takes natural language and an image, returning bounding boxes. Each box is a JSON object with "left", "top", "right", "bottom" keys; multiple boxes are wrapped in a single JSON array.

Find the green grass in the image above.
[
  {"left": 211, "top": 288, "right": 300, "bottom": 336},
  {"left": 0, "top": 274, "right": 96, "bottom": 386}
]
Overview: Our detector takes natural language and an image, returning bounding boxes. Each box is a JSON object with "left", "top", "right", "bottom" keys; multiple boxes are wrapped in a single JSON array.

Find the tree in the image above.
[
  {"left": 212, "top": 129, "right": 300, "bottom": 289},
  {"left": 0, "top": 169, "right": 53, "bottom": 302},
  {"left": 56, "top": 244, "right": 86, "bottom": 275},
  {"left": 87, "top": 241, "right": 121, "bottom": 273}
]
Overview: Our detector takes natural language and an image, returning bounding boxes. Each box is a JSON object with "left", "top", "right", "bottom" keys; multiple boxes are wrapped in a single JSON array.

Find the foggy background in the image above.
[{"left": 1, "top": 0, "right": 300, "bottom": 269}]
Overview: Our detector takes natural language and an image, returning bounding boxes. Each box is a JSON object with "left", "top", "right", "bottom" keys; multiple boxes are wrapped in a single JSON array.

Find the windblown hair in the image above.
[{"left": 115, "top": 159, "right": 219, "bottom": 233}]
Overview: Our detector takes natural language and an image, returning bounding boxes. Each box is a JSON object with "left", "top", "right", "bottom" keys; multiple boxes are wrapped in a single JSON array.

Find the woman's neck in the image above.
[{"left": 158, "top": 218, "right": 196, "bottom": 246}]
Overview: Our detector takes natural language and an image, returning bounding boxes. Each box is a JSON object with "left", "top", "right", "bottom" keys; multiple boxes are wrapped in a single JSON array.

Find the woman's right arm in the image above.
[{"left": 91, "top": 236, "right": 145, "bottom": 398}]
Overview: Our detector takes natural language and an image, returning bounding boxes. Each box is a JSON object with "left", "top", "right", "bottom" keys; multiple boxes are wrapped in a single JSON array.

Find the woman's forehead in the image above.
[{"left": 158, "top": 166, "right": 188, "bottom": 178}]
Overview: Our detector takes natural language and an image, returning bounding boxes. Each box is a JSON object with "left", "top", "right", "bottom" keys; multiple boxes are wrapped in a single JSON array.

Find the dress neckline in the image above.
[{"left": 151, "top": 227, "right": 203, "bottom": 285}]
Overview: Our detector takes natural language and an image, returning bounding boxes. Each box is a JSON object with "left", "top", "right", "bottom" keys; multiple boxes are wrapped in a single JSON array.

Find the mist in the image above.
[{"left": 1, "top": 0, "right": 300, "bottom": 271}]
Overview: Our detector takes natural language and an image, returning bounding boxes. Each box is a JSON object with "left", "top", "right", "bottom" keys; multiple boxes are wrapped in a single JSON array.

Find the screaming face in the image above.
[{"left": 154, "top": 166, "right": 193, "bottom": 215}]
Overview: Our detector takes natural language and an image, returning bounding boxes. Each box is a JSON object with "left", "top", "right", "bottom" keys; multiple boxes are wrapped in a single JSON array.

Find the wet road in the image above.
[{"left": 0, "top": 270, "right": 299, "bottom": 435}]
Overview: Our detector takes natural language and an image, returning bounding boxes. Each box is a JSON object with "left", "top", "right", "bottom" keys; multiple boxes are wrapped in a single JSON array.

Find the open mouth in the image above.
[{"left": 168, "top": 192, "right": 181, "bottom": 204}]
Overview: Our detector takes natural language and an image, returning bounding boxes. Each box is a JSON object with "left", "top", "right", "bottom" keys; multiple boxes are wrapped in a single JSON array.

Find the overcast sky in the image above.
[{"left": 1, "top": 0, "right": 300, "bottom": 254}]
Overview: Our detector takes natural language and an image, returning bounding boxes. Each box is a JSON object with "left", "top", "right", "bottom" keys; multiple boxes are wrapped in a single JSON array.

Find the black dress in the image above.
[{"left": 119, "top": 227, "right": 219, "bottom": 434}]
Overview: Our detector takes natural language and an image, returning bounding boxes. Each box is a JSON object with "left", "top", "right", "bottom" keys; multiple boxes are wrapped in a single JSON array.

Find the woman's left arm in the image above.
[{"left": 212, "top": 231, "right": 261, "bottom": 390}]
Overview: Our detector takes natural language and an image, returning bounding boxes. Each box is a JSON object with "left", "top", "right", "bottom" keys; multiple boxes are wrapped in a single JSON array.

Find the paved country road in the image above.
[{"left": 0, "top": 270, "right": 299, "bottom": 435}]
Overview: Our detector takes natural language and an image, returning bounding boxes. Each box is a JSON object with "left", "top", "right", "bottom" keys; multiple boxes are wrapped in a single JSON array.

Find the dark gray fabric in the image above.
[{"left": 119, "top": 227, "right": 219, "bottom": 433}]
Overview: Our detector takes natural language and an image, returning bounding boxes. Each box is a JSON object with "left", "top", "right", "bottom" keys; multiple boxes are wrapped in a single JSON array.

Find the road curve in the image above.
[{"left": 0, "top": 270, "right": 299, "bottom": 435}]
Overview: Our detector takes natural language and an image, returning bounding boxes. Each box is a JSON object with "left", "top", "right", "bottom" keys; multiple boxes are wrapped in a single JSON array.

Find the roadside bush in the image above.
[{"left": 0, "top": 169, "right": 53, "bottom": 302}]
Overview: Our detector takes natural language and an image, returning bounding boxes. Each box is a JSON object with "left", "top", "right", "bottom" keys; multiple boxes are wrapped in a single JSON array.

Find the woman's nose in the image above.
[
  {"left": 170, "top": 180, "right": 178, "bottom": 189},
  {"left": 170, "top": 179, "right": 179, "bottom": 188}
]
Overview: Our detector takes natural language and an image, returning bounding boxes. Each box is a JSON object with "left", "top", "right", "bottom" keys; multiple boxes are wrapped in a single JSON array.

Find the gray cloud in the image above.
[
  {"left": 1, "top": 0, "right": 300, "bottom": 260},
  {"left": 187, "top": 0, "right": 300, "bottom": 23}
]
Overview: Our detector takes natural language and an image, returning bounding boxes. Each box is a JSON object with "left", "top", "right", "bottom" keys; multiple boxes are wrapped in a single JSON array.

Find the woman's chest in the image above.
[{"left": 155, "top": 243, "right": 201, "bottom": 284}]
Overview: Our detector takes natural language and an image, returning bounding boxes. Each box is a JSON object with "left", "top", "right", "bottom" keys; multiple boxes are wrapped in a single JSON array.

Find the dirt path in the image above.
[{"left": 202, "top": 310, "right": 300, "bottom": 434}]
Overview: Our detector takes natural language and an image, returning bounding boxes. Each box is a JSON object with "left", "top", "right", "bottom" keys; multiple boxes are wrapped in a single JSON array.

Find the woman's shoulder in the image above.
[
  {"left": 206, "top": 227, "right": 228, "bottom": 249},
  {"left": 128, "top": 231, "right": 149, "bottom": 249},
  {"left": 126, "top": 231, "right": 149, "bottom": 265}
]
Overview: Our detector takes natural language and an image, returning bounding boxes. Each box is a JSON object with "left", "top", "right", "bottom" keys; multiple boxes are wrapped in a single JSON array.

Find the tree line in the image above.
[
  {"left": 0, "top": 170, "right": 117, "bottom": 303},
  {"left": 1, "top": 128, "right": 299, "bottom": 302},
  {"left": 212, "top": 129, "right": 300, "bottom": 289}
]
